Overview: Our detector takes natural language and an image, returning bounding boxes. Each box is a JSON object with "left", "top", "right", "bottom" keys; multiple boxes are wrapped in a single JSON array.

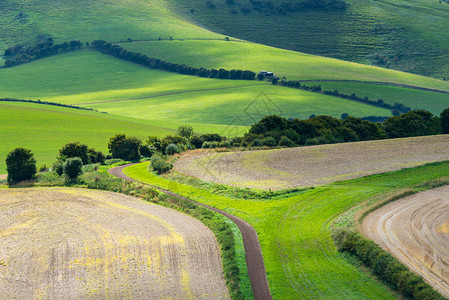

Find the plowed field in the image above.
[
  {"left": 0, "top": 188, "right": 229, "bottom": 299},
  {"left": 175, "top": 135, "right": 449, "bottom": 190},
  {"left": 363, "top": 186, "right": 449, "bottom": 298}
]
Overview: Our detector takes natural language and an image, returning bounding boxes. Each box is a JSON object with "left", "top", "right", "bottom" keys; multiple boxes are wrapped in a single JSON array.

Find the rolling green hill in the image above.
[
  {"left": 0, "top": 101, "right": 175, "bottom": 173},
  {"left": 170, "top": 0, "right": 449, "bottom": 78},
  {"left": 0, "top": 50, "right": 392, "bottom": 129}
]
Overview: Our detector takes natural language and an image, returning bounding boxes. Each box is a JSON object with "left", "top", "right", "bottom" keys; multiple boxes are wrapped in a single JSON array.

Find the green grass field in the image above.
[
  {"left": 123, "top": 160, "right": 449, "bottom": 299},
  {"left": 0, "top": 0, "right": 221, "bottom": 52},
  {"left": 0, "top": 101, "right": 175, "bottom": 173},
  {"left": 0, "top": 50, "right": 392, "bottom": 127},
  {"left": 305, "top": 81, "right": 449, "bottom": 115},
  {"left": 121, "top": 40, "right": 449, "bottom": 91},
  {"left": 170, "top": 0, "right": 449, "bottom": 78}
]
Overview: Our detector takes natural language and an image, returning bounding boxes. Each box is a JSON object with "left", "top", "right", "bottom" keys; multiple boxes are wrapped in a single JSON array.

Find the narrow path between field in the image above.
[
  {"left": 362, "top": 186, "right": 449, "bottom": 297},
  {"left": 109, "top": 163, "right": 272, "bottom": 300}
]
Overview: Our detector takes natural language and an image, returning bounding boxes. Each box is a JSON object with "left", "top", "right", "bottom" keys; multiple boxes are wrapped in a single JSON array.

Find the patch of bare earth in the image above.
[
  {"left": 362, "top": 186, "right": 449, "bottom": 297},
  {"left": 175, "top": 135, "right": 449, "bottom": 190},
  {"left": 0, "top": 174, "right": 6, "bottom": 180},
  {"left": 0, "top": 188, "right": 229, "bottom": 299}
]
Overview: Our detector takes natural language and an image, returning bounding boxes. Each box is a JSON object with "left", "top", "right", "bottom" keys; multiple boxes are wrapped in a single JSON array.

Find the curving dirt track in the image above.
[
  {"left": 109, "top": 164, "right": 272, "bottom": 300},
  {"left": 363, "top": 186, "right": 449, "bottom": 298},
  {"left": 0, "top": 188, "right": 229, "bottom": 300},
  {"left": 175, "top": 135, "right": 449, "bottom": 190}
]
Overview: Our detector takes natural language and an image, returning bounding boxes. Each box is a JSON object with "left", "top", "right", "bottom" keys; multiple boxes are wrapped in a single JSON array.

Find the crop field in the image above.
[
  {"left": 0, "top": 102, "right": 175, "bottom": 173},
  {"left": 124, "top": 158, "right": 449, "bottom": 299},
  {"left": 171, "top": 0, "right": 449, "bottom": 77},
  {"left": 121, "top": 40, "right": 449, "bottom": 91},
  {"left": 174, "top": 135, "right": 449, "bottom": 190},
  {"left": 305, "top": 81, "right": 449, "bottom": 115},
  {"left": 363, "top": 186, "right": 449, "bottom": 298},
  {"left": 0, "top": 188, "right": 229, "bottom": 299}
]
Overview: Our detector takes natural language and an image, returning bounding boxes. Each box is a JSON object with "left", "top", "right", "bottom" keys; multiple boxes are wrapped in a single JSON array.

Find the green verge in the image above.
[{"left": 123, "top": 161, "right": 449, "bottom": 299}]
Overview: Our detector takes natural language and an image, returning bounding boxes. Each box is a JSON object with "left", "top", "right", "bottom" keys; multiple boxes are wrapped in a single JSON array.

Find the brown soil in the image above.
[
  {"left": 175, "top": 135, "right": 449, "bottom": 190},
  {"left": 362, "top": 186, "right": 449, "bottom": 297},
  {"left": 0, "top": 188, "right": 229, "bottom": 299},
  {"left": 0, "top": 174, "right": 6, "bottom": 180},
  {"left": 109, "top": 164, "right": 272, "bottom": 300}
]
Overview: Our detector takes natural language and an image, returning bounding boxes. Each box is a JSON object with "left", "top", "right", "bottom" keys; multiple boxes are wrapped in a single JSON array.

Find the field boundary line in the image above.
[{"left": 109, "top": 163, "right": 272, "bottom": 300}]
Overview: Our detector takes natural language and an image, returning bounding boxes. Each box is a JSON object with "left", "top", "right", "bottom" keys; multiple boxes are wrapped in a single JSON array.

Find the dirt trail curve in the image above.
[
  {"left": 363, "top": 186, "right": 449, "bottom": 298},
  {"left": 109, "top": 164, "right": 272, "bottom": 300}
]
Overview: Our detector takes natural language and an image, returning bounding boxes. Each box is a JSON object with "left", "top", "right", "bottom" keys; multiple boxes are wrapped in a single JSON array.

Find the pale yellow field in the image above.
[
  {"left": 175, "top": 135, "right": 449, "bottom": 190},
  {"left": 0, "top": 188, "right": 229, "bottom": 299}
]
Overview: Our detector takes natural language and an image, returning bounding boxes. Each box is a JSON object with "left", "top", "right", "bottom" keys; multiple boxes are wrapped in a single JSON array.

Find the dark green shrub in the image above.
[
  {"left": 59, "top": 142, "right": 89, "bottom": 164},
  {"left": 139, "top": 145, "right": 154, "bottom": 158},
  {"left": 63, "top": 157, "right": 83, "bottom": 181},
  {"left": 278, "top": 136, "right": 295, "bottom": 147},
  {"left": 251, "top": 139, "right": 262, "bottom": 147},
  {"left": 6, "top": 147, "right": 37, "bottom": 185},
  {"left": 262, "top": 136, "right": 277, "bottom": 147},
  {"left": 165, "top": 143, "right": 180, "bottom": 155},
  {"left": 52, "top": 160, "right": 64, "bottom": 176},
  {"left": 150, "top": 155, "right": 172, "bottom": 174}
]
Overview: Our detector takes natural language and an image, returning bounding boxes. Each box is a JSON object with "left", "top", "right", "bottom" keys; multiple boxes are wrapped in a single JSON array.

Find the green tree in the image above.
[
  {"left": 440, "top": 107, "right": 449, "bottom": 134},
  {"left": 63, "top": 157, "right": 83, "bottom": 181},
  {"left": 6, "top": 148, "right": 37, "bottom": 185},
  {"left": 108, "top": 134, "right": 127, "bottom": 157},
  {"left": 176, "top": 125, "right": 194, "bottom": 140},
  {"left": 59, "top": 142, "right": 89, "bottom": 164}
]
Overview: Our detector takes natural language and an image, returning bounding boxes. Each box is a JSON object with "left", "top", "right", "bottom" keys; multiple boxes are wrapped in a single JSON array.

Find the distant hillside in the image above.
[{"left": 170, "top": 0, "right": 449, "bottom": 78}]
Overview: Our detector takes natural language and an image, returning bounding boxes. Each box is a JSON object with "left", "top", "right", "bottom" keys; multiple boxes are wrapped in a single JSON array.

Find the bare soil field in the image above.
[
  {"left": 175, "top": 135, "right": 449, "bottom": 190},
  {"left": 0, "top": 188, "right": 229, "bottom": 299},
  {"left": 363, "top": 186, "right": 449, "bottom": 297}
]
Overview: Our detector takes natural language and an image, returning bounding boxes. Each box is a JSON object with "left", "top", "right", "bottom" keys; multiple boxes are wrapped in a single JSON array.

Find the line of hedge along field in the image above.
[{"left": 90, "top": 40, "right": 256, "bottom": 80}]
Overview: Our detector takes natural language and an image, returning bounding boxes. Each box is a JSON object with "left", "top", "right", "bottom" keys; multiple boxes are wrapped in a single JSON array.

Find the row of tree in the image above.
[
  {"left": 0, "top": 98, "right": 98, "bottom": 112},
  {"left": 3, "top": 39, "right": 82, "bottom": 67},
  {"left": 90, "top": 40, "right": 256, "bottom": 80},
  {"left": 244, "top": 108, "right": 448, "bottom": 147},
  {"left": 276, "top": 80, "right": 412, "bottom": 115}
]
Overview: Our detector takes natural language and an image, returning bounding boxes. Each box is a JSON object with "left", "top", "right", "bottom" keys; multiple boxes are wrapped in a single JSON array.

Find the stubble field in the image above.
[
  {"left": 363, "top": 186, "right": 449, "bottom": 298},
  {"left": 0, "top": 188, "right": 229, "bottom": 299},
  {"left": 175, "top": 135, "right": 449, "bottom": 190}
]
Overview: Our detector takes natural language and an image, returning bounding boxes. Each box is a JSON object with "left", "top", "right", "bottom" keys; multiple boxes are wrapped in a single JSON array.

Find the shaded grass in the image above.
[{"left": 123, "top": 160, "right": 449, "bottom": 299}]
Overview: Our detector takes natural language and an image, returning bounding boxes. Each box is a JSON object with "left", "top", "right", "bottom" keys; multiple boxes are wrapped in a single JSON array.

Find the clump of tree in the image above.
[
  {"left": 63, "top": 157, "right": 83, "bottom": 182},
  {"left": 5, "top": 148, "right": 37, "bottom": 185},
  {"left": 246, "top": 109, "right": 444, "bottom": 148},
  {"left": 90, "top": 40, "right": 256, "bottom": 81},
  {"left": 108, "top": 134, "right": 142, "bottom": 161},
  {"left": 59, "top": 142, "right": 105, "bottom": 165},
  {"left": 4, "top": 39, "right": 82, "bottom": 67}
]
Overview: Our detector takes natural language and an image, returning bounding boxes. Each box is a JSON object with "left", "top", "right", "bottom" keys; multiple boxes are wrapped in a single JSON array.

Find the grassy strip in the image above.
[
  {"left": 333, "top": 230, "right": 446, "bottom": 299},
  {"left": 34, "top": 168, "right": 246, "bottom": 300},
  {"left": 125, "top": 160, "right": 449, "bottom": 298}
]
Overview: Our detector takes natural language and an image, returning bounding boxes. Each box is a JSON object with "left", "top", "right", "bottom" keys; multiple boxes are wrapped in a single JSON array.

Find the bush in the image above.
[
  {"left": 52, "top": 160, "right": 64, "bottom": 176},
  {"left": 165, "top": 143, "right": 180, "bottom": 155},
  {"left": 151, "top": 155, "right": 172, "bottom": 174},
  {"left": 278, "top": 136, "right": 295, "bottom": 147},
  {"left": 59, "top": 142, "right": 89, "bottom": 164},
  {"left": 176, "top": 125, "right": 194, "bottom": 140},
  {"left": 251, "top": 139, "right": 262, "bottom": 147},
  {"left": 139, "top": 145, "right": 154, "bottom": 158},
  {"left": 6, "top": 148, "right": 37, "bottom": 185},
  {"left": 63, "top": 157, "right": 83, "bottom": 181},
  {"left": 108, "top": 134, "right": 142, "bottom": 160},
  {"left": 262, "top": 136, "right": 277, "bottom": 147},
  {"left": 38, "top": 164, "right": 48, "bottom": 172}
]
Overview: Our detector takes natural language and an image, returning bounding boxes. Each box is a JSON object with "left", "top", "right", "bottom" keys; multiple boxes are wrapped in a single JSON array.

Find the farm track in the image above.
[
  {"left": 76, "top": 84, "right": 262, "bottom": 105},
  {"left": 363, "top": 186, "right": 449, "bottom": 298},
  {"left": 109, "top": 164, "right": 272, "bottom": 300},
  {"left": 0, "top": 188, "right": 229, "bottom": 299}
]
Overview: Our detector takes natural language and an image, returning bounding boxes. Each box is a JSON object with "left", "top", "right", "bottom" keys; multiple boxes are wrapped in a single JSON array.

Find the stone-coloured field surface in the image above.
[
  {"left": 175, "top": 135, "right": 449, "bottom": 190},
  {"left": 363, "top": 186, "right": 449, "bottom": 298},
  {"left": 0, "top": 188, "right": 229, "bottom": 300}
]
